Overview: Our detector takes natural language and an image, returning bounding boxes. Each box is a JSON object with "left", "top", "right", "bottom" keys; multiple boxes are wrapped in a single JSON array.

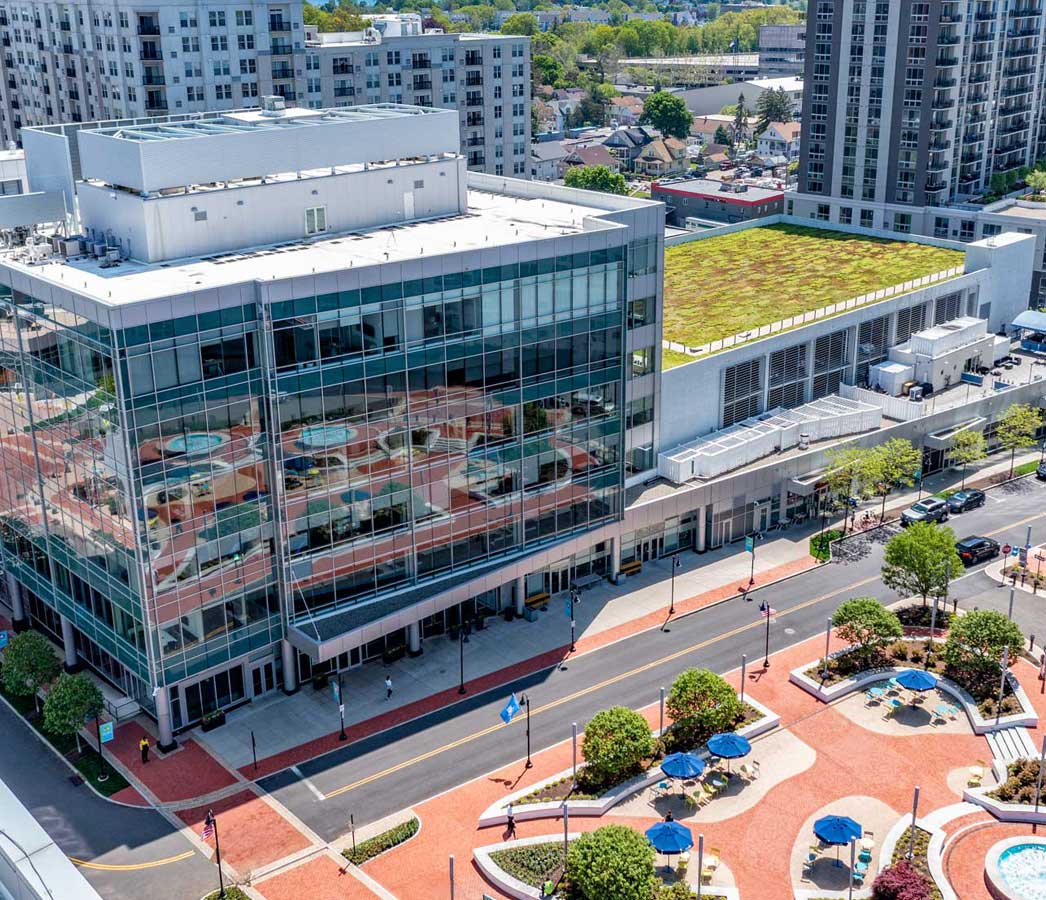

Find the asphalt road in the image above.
[
  {"left": 0, "top": 701, "right": 214, "bottom": 900},
  {"left": 260, "top": 476, "right": 1046, "bottom": 842}
]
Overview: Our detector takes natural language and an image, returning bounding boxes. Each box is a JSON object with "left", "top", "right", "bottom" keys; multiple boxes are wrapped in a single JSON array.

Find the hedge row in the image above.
[{"left": 342, "top": 816, "right": 420, "bottom": 866}]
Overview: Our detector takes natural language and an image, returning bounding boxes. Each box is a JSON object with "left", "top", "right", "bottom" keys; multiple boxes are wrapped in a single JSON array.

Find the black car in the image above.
[
  {"left": 956, "top": 535, "right": 1000, "bottom": 566},
  {"left": 1037, "top": 461, "right": 1046, "bottom": 481},
  {"left": 947, "top": 489, "right": 986, "bottom": 513}
]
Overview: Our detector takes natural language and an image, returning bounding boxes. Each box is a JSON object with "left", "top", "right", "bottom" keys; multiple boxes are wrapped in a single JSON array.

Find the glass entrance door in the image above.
[{"left": 251, "top": 661, "right": 275, "bottom": 698}]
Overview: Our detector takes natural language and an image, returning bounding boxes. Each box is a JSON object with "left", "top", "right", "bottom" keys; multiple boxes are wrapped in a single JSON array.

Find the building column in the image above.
[
  {"left": 154, "top": 685, "right": 176, "bottom": 752},
  {"left": 609, "top": 536, "right": 621, "bottom": 583},
  {"left": 5, "top": 571, "right": 26, "bottom": 631},
  {"left": 514, "top": 575, "right": 525, "bottom": 615},
  {"left": 778, "top": 482, "right": 790, "bottom": 524},
  {"left": 60, "top": 615, "right": 79, "bottom": 673},
  {"left": 696, "top": 506, "right": 707, "bottom": 553},
  {"left": 407, "top": 621, "right": 422, "bottom": 656},
  {"left": 281, "top": 639, "right": 298, "bottom": 695}
]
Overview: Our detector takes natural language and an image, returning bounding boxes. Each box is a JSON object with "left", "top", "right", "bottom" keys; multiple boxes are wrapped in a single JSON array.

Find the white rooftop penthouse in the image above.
[{"left": 73, "top": 101, "right": 465, "bottom": 263}]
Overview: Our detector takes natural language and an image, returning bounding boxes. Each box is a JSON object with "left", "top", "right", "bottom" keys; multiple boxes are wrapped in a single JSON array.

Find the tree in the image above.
[
  {"left": 532, "top": 53, "right": 564, "bottom": 87},
  {"left": 43, "top": 672, "right": 103, "bottom": 753},
  {"left": 990, "top": 172, "right": 1010, "bottom": 197},
  {"left": 581, "top": 706, "right": 654, "bottom": 787},
  {"left": 949, "top": 429, "right": 986, "bottom": 489},
  {"left": 640, "top": 91, "right": 693, "bottom": 140},
  {"left": 1026, "top": 170, "right": 1046, "bottom": 195},
  {"left": 832, "top": 598, "right": 903, "bottom": 661},
  {"left": 866, "top": 438, "right": 922, "bottom": 522},
  {"left": 666, "top": 668, "right": 742, "bottom": 747},
  {"left": 944, "top": 609, "right": 1023, "bottom": 677},
  {"left": 732, "top": 92, "right": 750, "bottom": 146},
  {"left": 500, "top": 12, "right": 538, "bottom": 35},
  {"left": 824, "top": 445, "right": 876, "bottom": 526},
  {"left": 713, "top": 124, "right": 733, "bottom": 146},
  {"left": 567, "top": 825, "right": 656, "bottom": 900},
  {"left": 996, "top": 403, "right": 1043, "bottom": 477},
  {"left": 871, "top": 861, "right": 934, "bottom": 900},
  {"left": 2, "top": 630, "right": 60, "bottom": 711},
  {"left": 754, "top": 87, "right": 792, "bottom": 136},
  {"left": 564, "top": 165, "right": 627, "bottom": 195},
  {"left": 881, "top": 523, "right": 964, "bottom": 607}
]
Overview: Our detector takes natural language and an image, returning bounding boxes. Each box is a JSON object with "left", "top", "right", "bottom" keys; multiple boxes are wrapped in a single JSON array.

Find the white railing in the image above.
[
  {"left": 663, "top": 265, "right": 966, "bottom": 360},
  {"left": 839, "top": 383, "right": 928, "bottom": 421}
]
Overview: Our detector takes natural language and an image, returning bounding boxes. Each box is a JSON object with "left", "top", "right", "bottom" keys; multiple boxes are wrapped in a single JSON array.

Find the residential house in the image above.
[
  {"left": 603, "top": 126, "right": 657, "bottom": 172},
  {"left": 531, "top": 141, "right": 569, "bottom": 181},
  {"left": 563, "top": 143, "right": 621, "bottom": 173},
  {"left": 690, "top": 115, "right": 735, "bottom": 147},
  {"left": 635, "top": 137, "right": 688, "bottom": 178},
  {"left": 609, "top": 96, "right": 645, "bottom": 127},
  {"left": 700, "top": 143, "right": 732, "bottom": 171},
  {"left": 756, "top": 122, "right": 802, "bottom": 162}
]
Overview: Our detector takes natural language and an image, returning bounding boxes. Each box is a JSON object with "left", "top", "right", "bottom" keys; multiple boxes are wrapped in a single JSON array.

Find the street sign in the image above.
[
  {"left": 745, "top": 535, "right": 755, "bottom": 553},
  {"left": 1012, "top": 546, "right": 1021, "bottom": 558},
  {"left": 564, "top": 597, "right": 571, "bottom": 618},
  {"left": 99, "top": 721, "right": 114, "bottom": 744},
  {"left": 331, "top": 680, "right": 340, "bottom": 703},
  {"left": 0, "top": 630, "right": 7, "bottom": 650},
  {"left": 338, "top": 704, "right": 345, "bottom": 715},
  {"left": 1003, "top": 544, "right": 1012, "bottom": 556},
  {"left": 500, "top": 693, "right": 521, "bottom": 724},
  {"left": 1020, "top": 547, "right": 1029, "bottom": 567}
]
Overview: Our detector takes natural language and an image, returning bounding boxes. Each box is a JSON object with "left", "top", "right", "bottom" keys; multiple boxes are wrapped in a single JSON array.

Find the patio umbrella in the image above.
[
  {"left": 895, "top": 668, "right": 938, "bottom": 692},
  {"left": 661, "top": 752, "right": 706, "bottom": 782},
  {"left": 645, "top": 821, "right": 694, "bottom": 864},
  {"left": 707, "top": 732, "right": 751, "bottom": 773},
  {"left": 814, "top": 815, "right": 862, "bottom": 864}
]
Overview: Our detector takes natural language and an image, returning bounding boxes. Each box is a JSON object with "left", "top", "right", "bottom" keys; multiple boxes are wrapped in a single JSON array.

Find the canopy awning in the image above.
[{"left": 1012, "top": 310, "right": 1046, "bottom": 332}]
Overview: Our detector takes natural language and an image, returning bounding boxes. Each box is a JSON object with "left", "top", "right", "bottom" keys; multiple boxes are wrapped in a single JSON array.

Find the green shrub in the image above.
[
  {"left": 666, "top": 668, "right": 742, "bottom": 749},
  {"left": 567, "top": 825, "right": 656, "bottom": 900},
  {"left": 810, "top": 529, "right": 844, "bottom": 561},
  {"left": 944, "top": 609, "right": 1023, "bottom": 677},
  {"left": 832, "top": 598, "right": 903, "bottom": 659},
  {"left": 203, "top": 889, "right": 250, "bottom": 900},
  {"left": 490, "top": 842, "right": 565, "bottom": 888},
  {"left": 580, "top": 706, "right": 654, "bottom": 790},
  {"left": 342, "top": 817, "right": 419, "bottom": 866}
]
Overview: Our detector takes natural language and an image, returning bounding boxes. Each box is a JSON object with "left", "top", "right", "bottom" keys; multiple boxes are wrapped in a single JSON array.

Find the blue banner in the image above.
[
  {"left": 99, "top": 721, "right": 114, "bottom": 744},
  {"left": 500, "top": 693, "right": 521, "bottom": 724}
]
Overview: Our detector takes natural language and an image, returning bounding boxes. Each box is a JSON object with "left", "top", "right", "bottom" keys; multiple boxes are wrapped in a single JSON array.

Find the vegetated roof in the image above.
[{"left": 662, "top": 223, "right": 965, "bottom": 352}]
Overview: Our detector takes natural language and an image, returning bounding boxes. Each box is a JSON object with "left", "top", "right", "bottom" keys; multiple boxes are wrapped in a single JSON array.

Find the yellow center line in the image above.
[
  {"left": 323, "top": 572, "right": 880, "bottom": 800},
  {"left": 69, "top": 850, "right": 196, "bottom": 871},
  {"left": 985, "top": 509, "right": 1046, "bottom": 537}
]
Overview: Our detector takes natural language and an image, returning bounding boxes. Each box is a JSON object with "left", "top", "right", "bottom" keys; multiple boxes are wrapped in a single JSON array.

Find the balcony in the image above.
[
  {"left": 925, "top": 180, "right": 948, "bottom": 192},
  {"left": 963, "top": 131, "right": 985, "bottom": 143},
  {"left": 467, "top": 153, "right": 485, "bottom": 166},
  {"left": 137, "top": 22, "right": 160, "bottom": 35},
  {"left": 61, "top": 43, "right": 74, "bottom": 54},
  {"left": 932, "top": 97, "right": 955, "bottom": 110},
  {"left": 412, "top": 77, "right": 432, "bottom": 91},
  {"left": 65, "top": 67, "right": 76, "bottom": 78},
  {"left": 139, "top": 49, "right": 162, "bottom": 61},
  {"left": 466, "top": 113, "right": 484, "bottom": 126},
  {"left": 272, "top": 65, "right": 294, "bottom": 80},
  {"left": 465, "top": 94, "right": 482, "bottom": 108},
  {"left": 934, "top": 77, "right": 957, "bottom": 88},
  {"left": 998, "top": 121, "right": 1030, "bottom": 136},
  {"left": 332, "top": 63, "right": 352, "bottom": 75},
  {"left": 464, "top": 52, "right": 482, "bottom": 66},
  {"left": 410, "top": 55, "right": 430, "bottom": 70},
  {"left": 269, "top": 19, "right": 291, "bottom": 32},
  {"left": 937, "top": 32, "right": 961, "bottom": 45},
  {"left": 271, "top": 40, "right": 292, "bottom": 56},
  {"left": 67, "top": 89, "right": 79, "bottom": 100},
  {"left": 145, "top": 98, "right": 168, "bottom": 111},
  {"left": 972, "top": 30, "right": 994, "bottom": 41},
  {"left": 929, "top": 139, "right": 951, "bottom": 151},
  {"left": 936, "top": 55, "right": 959, "bottom": 67},
  {"left": 927, "top": 159, "right": 949, "bottom": 173},
  {"left": 275, "top": 90, "right": 297, "bottom": 101},
  {"left": 466, "top": 136, "right": 484, "bottom": 147},
  {"left": 334, "top": 86, "right": 353, "bottom": 97},
  {"left": 5, "top": 79, "right": 13, "bottom": 90},
  {"left": 142, "top": 73, "right": 165, "bottom": 85},
  {"left": 465, "top": 74, "right": 483, "bottom": 87},
  {"left": 929, "top": 118, "right": 953, "bottom": 131}
]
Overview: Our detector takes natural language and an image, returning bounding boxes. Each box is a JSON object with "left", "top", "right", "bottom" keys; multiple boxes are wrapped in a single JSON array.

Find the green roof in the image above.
[{"left": 662, "top": 223, "right": 965, "bottom": 365}]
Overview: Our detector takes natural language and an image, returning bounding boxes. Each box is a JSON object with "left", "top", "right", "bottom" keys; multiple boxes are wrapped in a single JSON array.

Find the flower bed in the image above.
[
  {"left": 489, "top": 841, "right": 564, "bottom": 889},
  {"left": 989, "top": 759, "right": 1045, "bottom": 806},
  {"left": 895, "top": 604, "right": 955, "bottom": 632},
  {"left": 342, "top": 816, "right": 419, "bottom": 866},
  {"left": 885, "top": 826, "right": 943, "bottom": 900}
]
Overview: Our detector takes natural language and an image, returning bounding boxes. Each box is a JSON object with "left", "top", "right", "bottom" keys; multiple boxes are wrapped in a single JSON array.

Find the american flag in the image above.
[
  {"left": 202, "top": 811, "right": 215, "bottom": 841},
  {"left": 760, "top": 602, "right": 777, "bottom": 618}
]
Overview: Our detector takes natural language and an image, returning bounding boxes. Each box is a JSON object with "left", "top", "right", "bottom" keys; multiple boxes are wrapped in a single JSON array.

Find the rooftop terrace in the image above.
[{"left": 662, "top": 223, "right": 965, "bottom": 365}]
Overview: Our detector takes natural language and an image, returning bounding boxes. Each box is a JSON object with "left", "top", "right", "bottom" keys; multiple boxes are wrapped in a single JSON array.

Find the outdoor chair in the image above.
[
  {"left": 692, "top": 789, "right": 710, "bottom": 809},
  {"left": 852, "top": 870, "right": 865, "bottom": 887},
  {"left": 705, "top": 848, "right": 722, "bottom": 870},
  {"left": 967, "top": 771, "right": 984, "bottom": 788}
]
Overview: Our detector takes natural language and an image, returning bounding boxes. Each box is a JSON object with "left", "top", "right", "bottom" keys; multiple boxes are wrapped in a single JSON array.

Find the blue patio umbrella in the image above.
[
  {"left": 895, "top": 668, "right": 938, "bottom": 692},
  {"left": 661, "top": 752, "right": 706, "bottom": 781},
  {"left": 814, "top": 815, "right": 862, "bottom": 846},
  {"left": 707, "top": 733, "right": 752, "bottom": 760},
  {"left": 645, "top": 821, "right": 694, "bottom": 856}
]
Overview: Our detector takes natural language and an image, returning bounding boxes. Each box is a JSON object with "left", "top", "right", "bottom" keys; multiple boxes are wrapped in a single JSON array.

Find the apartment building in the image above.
[
  {"left": 0, "top": 103, "right": 659, "bottom": 743},
  {"left": 0, "top": 4, "right": 530, "bottom": 177},
  {"left": 792, "top": 0, "right": 1046, "bottom": 303},
  {"left": 303, "top": 15, "right": 530, "bottom": 177},
  {"left": 757, "top": 23, "right": 805, "bottom": 75}
]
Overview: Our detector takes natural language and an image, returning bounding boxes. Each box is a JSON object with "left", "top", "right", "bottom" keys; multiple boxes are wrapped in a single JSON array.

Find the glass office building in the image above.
[{"left": 0, "top": 106, "right": 662, "bottom": 742}]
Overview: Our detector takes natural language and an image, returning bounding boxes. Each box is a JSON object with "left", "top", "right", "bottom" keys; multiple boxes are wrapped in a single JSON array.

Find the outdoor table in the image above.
[{"left": 860, "top": 838, "right": 875, "bottom": 851}]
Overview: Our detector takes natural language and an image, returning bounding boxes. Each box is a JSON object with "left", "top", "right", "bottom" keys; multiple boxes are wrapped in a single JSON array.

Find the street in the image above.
[{"left": 259, "top": 476, "right": 1046, "bottom": 842}]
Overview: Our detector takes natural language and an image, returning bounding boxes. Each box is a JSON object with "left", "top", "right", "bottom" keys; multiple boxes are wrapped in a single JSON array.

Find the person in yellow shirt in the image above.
[{"left": 139, "top": 736, "right": 150, "bottom": 764}]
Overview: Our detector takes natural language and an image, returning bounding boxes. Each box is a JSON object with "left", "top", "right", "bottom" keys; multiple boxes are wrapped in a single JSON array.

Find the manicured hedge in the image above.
[
  {"left": 490, "top": 841, "right": 564, "bottom": 888},
  {"left": 342, "top": 816, "right": 419, "bottom": 866}
]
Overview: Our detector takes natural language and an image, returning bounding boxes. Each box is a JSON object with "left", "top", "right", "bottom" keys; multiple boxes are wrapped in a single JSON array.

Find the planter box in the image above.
[{"left": 200, "top": 710, "right": 226, "bottom": 732}]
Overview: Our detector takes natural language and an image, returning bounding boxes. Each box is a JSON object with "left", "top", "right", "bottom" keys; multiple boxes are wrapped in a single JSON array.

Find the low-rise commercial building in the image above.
[{"left": 652, "top": 178, "right": 784, "bottom": 226}]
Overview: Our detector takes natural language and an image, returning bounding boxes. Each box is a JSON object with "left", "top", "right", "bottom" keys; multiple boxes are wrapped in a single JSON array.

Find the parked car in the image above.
[
  {"left": 947, "top": 489, "right": 986, "bottom": 513},
  {"left": 956, "top": 535, "right": 1000, "bottom": 566},
  {"left": 900, "top": 497, "right": 949, "bottom": 526},
  {"left": 1037, "top": 461, "right": 1046, "bottom": 481}
]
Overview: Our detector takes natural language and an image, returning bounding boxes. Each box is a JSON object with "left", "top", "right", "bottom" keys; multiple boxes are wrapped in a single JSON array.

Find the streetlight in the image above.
[
  {"left": 568, "top": 588, "right": 579, "bottom": 653},
  {"left": 669, "top": 554, "right": 680, "bottom": 615},
  {"left": 759, "top": 600, "right": 773, "bottom": 668},
  {"left": 520, "top": 692, "right": 533, "bottom": 768},
  {"left": 457, "top": 621, "right": 470, "bottom": 695},
  {"left": 337, "top": 671, "right": 347, "bottom": 741}
]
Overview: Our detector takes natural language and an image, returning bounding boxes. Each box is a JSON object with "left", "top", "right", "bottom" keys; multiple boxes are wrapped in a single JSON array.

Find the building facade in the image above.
[
  {"left": 758, "top": 23, "right": 805, "bottom": 75},
  {"left": 0, "top": 4, "right": 529, "bottom": 177},
  {"left": 793, "top": 0, "right": 1046, "bottom": 303},
  {"left": 0, "top": 104, "right": 659, "bottom": 743}
]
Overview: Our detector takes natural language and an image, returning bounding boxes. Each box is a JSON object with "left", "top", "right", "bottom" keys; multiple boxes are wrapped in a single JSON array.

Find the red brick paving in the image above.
[
  {"left": 177, "top": 789, "right": 312, "bottom": 874},
  {"left": 242, "top": 555, "right": 818, "bottom": 779},
  {"left": 107, "top": 720, "right": 237, "bottom": 803},
  {"left": 255, "top": 855, "right": 384, "bottom": 900},
  {"left": 943, "top": 820, "right": 1028, "bottom": 900}
]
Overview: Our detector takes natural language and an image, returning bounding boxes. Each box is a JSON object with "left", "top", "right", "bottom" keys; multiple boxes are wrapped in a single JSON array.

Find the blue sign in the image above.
[
  {"left": 1012, "top": 546, "right": 1021, "bottom": 557},
  {"left": 331, "top": 680, "right": 340, "bottom": 703},
  {"left": 914, "top": 468, "right": 922, "bottom": 481},
  {"left": 99, "top": 721, "right": 114, "bottom": 744},
  {"left": 500, "top": 693, "right": 521, "bottom": 724},
  {"left": 0, "top": 630, "right": 7, "bottom": 650},
  {"left": 564, "top": 597, "right": 572, "bottom": 618},
  {"left": 745, "top": 535, "right": 755, "bottom": 553}
]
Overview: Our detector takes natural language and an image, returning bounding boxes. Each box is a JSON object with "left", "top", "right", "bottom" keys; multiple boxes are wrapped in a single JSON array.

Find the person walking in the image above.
[
  {"left": 506, "top": 803, "right": 516, "bottom": 839},
  {"left": 384, "top": 674, "right": 393, "bottom": 700},
  {"left": 139, "top": 736, "right": 150, "bottom": 764}
]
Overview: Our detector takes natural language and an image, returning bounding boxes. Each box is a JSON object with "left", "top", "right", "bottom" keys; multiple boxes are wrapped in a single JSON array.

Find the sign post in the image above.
[{"left": 745, "top": 535, "right": 756, "bottom": 586}]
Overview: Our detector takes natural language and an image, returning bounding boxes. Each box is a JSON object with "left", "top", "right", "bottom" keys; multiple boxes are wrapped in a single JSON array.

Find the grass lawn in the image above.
[
  {"left": 662, "top": 347, "right": 695, "bottom": 369},
  {"left": 663, "top": 224, "right": 964, "bottom": 350}
]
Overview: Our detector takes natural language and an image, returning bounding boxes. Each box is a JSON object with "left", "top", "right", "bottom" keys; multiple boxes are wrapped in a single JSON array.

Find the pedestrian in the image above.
[
  {"left": 542, "top": 878, "right": 555, "bottom": 897},
  {"left": 139, "top": 735, "right": 150, "bottom": 764},
  {"left": 385, "top": 674, "right": 393, "bottom": 700},
  {"left": 665, "top": 809, "right": 674, "bottom": 822},
  {"left": 506, "top": 803, "right": 516, "bottom": 839}
]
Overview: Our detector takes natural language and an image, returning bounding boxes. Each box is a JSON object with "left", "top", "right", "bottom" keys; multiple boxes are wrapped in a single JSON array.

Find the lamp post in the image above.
[
  {"left": 669, "top": 554, "right": 680, "bottom": 615},
  {"left": 760, "top": 600, "right": 772, "bottom": 668},
  {"left": 740, "top": 656, "right": 747, "bottom": 705},
  {"left": 457, "top": 624, "right": 468, "bottom": 695},
  {"left": 1034, "top": 734, "right": 1046, "bottom": 828},
  {"left": 848, "top": 838, "right": 856, "bottom": 900},
  {"left": 568, "top": 588, "right": 578, "bottom": 653},
  {"left": 997, "top": 645, "right": 1010, "bottom": 726},
  {"left": 659, "top": 686, "right": 665, "bottom": 736},
  {"left": 521, "top": 692, "right": 533, "bottom": 768},
  {"left": 907, "top": 785, "right": 920, "bottom": 859},
  {"left": 822, "top": 618, "right": 832, "bottom": 679},
  {"left": 571, "top": 722, "right": 578, "bottom": 788},
  {"left": 337, "top": 672, "right": 347, "bottom": 741}
]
